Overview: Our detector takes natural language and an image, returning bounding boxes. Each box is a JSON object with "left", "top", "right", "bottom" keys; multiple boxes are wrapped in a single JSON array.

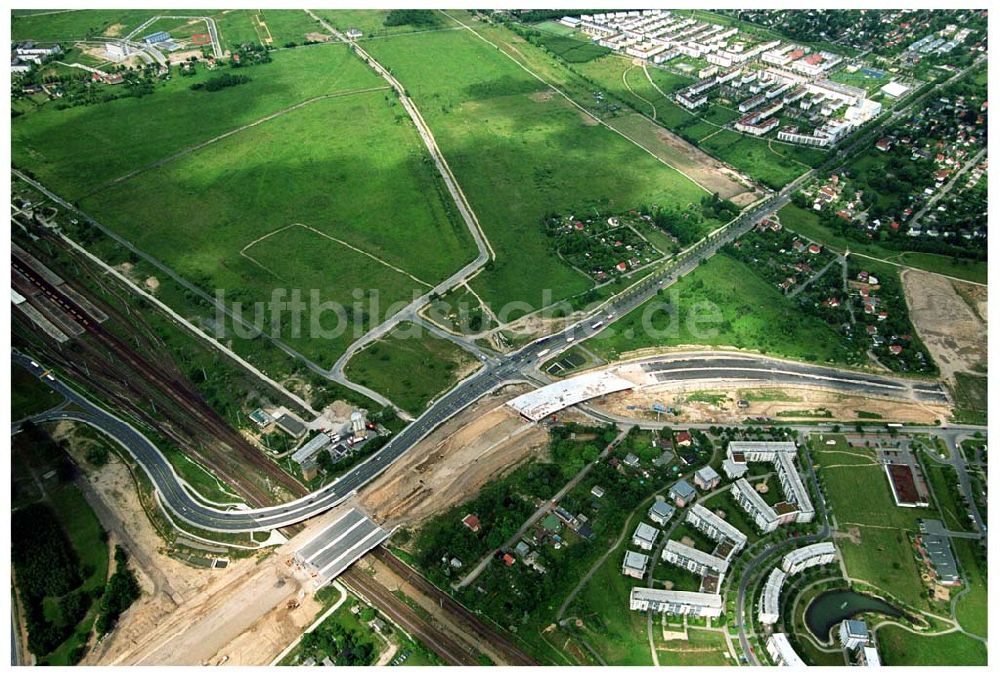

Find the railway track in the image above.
[
  {"left": 339, "top": 568, "right": 479, "bottom": 666},
  {"left": 371, "top": 547, "right": 539, "bottom": 666},
  {"left": 12, "top": 252, "right": 307, "bottom": 506}
]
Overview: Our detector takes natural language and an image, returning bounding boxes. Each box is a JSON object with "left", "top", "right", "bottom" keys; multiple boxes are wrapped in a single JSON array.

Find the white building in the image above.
[
  {"left": 881, "top": 80, "right": 910, "bottom": 99},
  {"left": 105, "top": 42, "right": 129, "bottom": 60},
  {"left": 661, "top": 540, "right": 728, "bottom": 576},
  {"left": 14, "top": 41, "right": 62, "bottom": 64},
  {"left": 622, "top": 550, "right": 650, "bottom": 579},
  {"left": 758, "top": 567, "right": 786, "bottom": 625},
  {"left": 632, "top": 522, "right": 659, "bottom": 551},
  {"left": 648, "top": 499, "right": 676, "bottom": 526},
  {"left": 860, "top": 645, "right": 882, "bottom": 667},
  {"left": 686, "top": 503, "right": 747, "bottom": 555},
  {"left": 629, "top": 588, "right": 723, "bottom": 618},
  {"left": 839, "top": 619, "right": 869, "bottom": 651},
  {"left": 767, "top": 633, "right": 805, "bottom": 667},
  {"left": 782, "top": 542, "right": 837, "bottom": 574},
  {"left": 731, "top": 478, "right": 783, "bottom": 533}
]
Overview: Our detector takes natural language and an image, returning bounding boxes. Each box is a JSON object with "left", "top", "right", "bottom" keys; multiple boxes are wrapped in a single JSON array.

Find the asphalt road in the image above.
[{"left": 10, "top": 165, "right": 955, "bottom": 535}]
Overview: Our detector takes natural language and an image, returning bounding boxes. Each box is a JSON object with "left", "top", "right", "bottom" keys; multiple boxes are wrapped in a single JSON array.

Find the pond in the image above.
[{"left": 804, "top": 588, "right": 908, "bottom": 641}]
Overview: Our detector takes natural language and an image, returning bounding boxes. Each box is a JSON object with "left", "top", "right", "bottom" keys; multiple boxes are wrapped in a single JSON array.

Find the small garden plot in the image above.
[
  {"left": 545, "top": 212, "right": 665, "bottom": 283},
  {"left": 847, "top": 259, "right": 936, "bottom": 374},
  {"left": 726, "top": 222, "right": 837, "bottom": 294}
]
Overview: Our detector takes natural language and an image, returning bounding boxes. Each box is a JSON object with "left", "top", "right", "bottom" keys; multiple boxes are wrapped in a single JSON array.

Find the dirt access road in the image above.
[{"left": 357, "top": 384, "right": 549, "bottom": 528}]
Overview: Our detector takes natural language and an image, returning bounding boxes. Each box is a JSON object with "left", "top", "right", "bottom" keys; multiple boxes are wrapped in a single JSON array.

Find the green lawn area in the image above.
[
  {"left": 918, "top": 456, "right": 970, "bottom": 532},
  {"left": 836, "top": 526, "right": 929, "bottom": 611},
  {"left": 699, "top": 131, "right": 823, "bottom": 190},
  {"left": 876, "top": 626, "right": 986, "bottom": 666},
  {"left": 79, "top": 88, "right": 476, "bottom": 366},
  {"left": 365, "top": 26, "right": 716, "bottom": 315},
  {"left": 812, "top": 436, "right": 938, "bottom": 530},
  {"left": 571, "top": 513, "right": 655, "bottom": 665},
  {"left": 344, "top": 322, "right": 479, "bottom": 414},
  {"left": 317, "top": 8, "right": 460, "bottom": 39},
  {"left": 12, "top": 44, "right": 384, "bottom": 200},
  {"left": 584, "top": 254, "right": 858, "bottom": 364},
  {"left": 950, "top": 372, "right": 988, "bottom": 424},
  {"left": 896, "top": 252, "right": 987, "bottom": 285},
  {"left": 11, "top": 9, "right": 165, "bottom": 41},
  {"left": 778, "top": 205, "right": 987, "bottom": 284},
  {"left": 12, "top": 364, "right": 64, "bottom": 420},
  {"left": 952, "top": 538, "right": 987, "bottom": 638}
]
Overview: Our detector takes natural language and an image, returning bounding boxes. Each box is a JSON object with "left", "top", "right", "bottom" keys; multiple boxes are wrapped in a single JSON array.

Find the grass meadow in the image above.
[
  {"left": 12, "top": 44, "right": 385, "bottom": 199},
  {"left": 584, "top": 254, "right": 857, "bottom": 364},
  {"left": 80, "top": 90, "right": 476, "bottom": 364},
  {"left": 344, "top": 322, "right": 479, "bottom": 414},
  {"left": 365, "top": 26, "right": 718, "bottom": 314}
]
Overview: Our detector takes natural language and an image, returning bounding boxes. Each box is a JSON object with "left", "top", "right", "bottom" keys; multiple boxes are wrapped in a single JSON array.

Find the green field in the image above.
[
  {"left": 11, "top": 9, "right": 164, "bottom": 41},
  {"left": 952, "top": 539, "right": 987, "bottom": 638},
  {"left": 950, "top": 372, "right": 987, "bottom": 424},
  {"left": 365, "top": 26, "right": 716, "bottom": 314},
  {"left": 584, "top": 254, "right": 858, "bottom": 364},
  {"left": 876, "top": 626, "right": 987, "bottom": 666},
  {"left": 344, "top": 322, "right": 479, "bottom": 414},
  {"left": 778, "top": 205, "right": 988, "bottom": 284},
  {"left": 12, "top": 45, "right": 385, "bottom": 199},
  {"left": 77, "top": 88, "right": 476, "bottom": 365},
  {"left": 813, "top": 439, "right": 938, "bottom": 530},
  {"left": 317, "top": 8, "right": 460, "bottom": 39},
  {"left": 699, "top": 131, "right": 824, "bottom": 190},
  {"left": 835, "top": 526, "right": 929, "bottom": 610},
  {"left": 12, "top": 364, "right": 64, "bottom": 420}
]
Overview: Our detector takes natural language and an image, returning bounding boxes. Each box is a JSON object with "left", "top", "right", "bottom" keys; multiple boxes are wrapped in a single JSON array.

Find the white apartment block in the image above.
[
  {"left": 758, "top": 567, "right": 787, "bottom": 625},
  {"left": 629, "top": 588, "right": 723, "bottom": 618},
  {"left": 782, "top": 542, "right": 837, "bottom": 575},
  {"left": 661, "top": 540, "right": 729, "bottom": 576},
  {"left": 731, "top": 478, "right": 784, "bottom": 533},
  {"left": 767, "top": 633, "right": 805, "bottom": 666},
  {"left": 686, "top": 504, "right": 748, "bottom": 555}
]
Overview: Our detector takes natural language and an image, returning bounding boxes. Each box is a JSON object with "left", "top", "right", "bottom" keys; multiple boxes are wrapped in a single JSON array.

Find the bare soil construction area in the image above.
[
  {"left": 901, "top": 269, "right": 987, "bottom": 383},
  {"left": 597, "top": 384, "right": 949, "bottom": 425},
  {"left": 358, "top": 384, "right": 549, "bottom": 528},
  {"left": 608, "top": 113, "right": 761, "bottom": 206}
]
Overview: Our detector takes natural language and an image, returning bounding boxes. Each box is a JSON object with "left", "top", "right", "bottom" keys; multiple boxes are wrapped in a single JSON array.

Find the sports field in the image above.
[
  {"left": 365, "top": 24, "right": 723, "bottom": 314},
  {"left": 79, "top": 89, "right": 476, "bottom": 364}
]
